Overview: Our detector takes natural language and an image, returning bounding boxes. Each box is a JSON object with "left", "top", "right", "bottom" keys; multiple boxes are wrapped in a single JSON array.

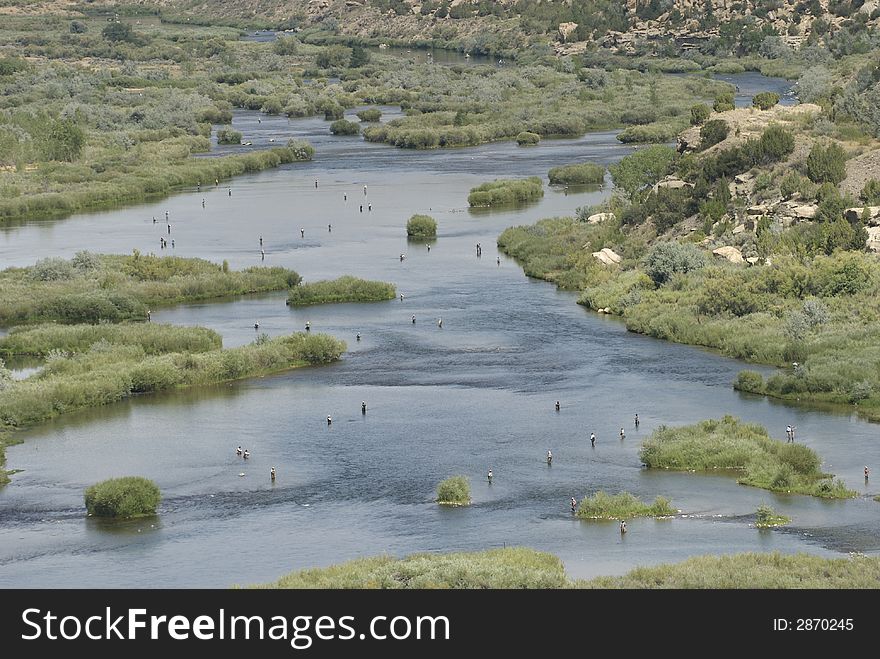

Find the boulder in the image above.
[
  {"left": 654, "top": 177, "right": 694, "bottom": 192},
  {"left": 712, "top": 246, "right": 744, "bottom": 264},
  {"left": 792, "top": 204, "right": 818, "bottom": 220},
  {"left": 558, "top": 22, "right": 579, "bottom": 42},
  {"left": 592, "top": 248, "right": 622, "bottom": 266},
  {"left": 844, "top": 207, "right": 880, "bottom": 225},
  {"left": 867, "top": 226, "right": 880, "bottom": 252},
  {"left": 747, "top": 205, "right": 769, "bottom": 216},
  {"left": 745, "top": 256, "right": 761, "bottom": 266},
  {"left": 732, "top": 223, "right": 746, "bottom": 235},
  {"left": 586, "top": 212, "right": 615, "bottom": 224}
]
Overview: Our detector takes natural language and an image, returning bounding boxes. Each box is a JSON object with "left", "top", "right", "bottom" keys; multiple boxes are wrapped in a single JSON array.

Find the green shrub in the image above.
[
  {"left": 437, "top": 476, "right": 471, "bottom": 506},
  {"left": 548, "top": 163, "right": 605, "bottom": 185},
  {"left": 860, "top": 179, "right": 880, "bottom": 204},
  {"left": 759, "top": 125, "right": 795, "bottom": 161},
  {"left": 273, "top": 36, "right": 299, "bottom": 56},
  {"left": 713, "top": 91, "right": 735, "bottom": 112},
  {"left": 609, "top": 145, "right": 677, "bottom": 200},
  {"left": 406, "top": 214, "right": 437, "bottom": 238},
  {"left": 329, "top": 119, "right": 360, "bottom": 136},
  {"left": 690, "top": 103, "right": 711, "bottom": 126},
  {"left": 516, "top": 131, "right": 541, "bottom": 146},
  {"left": 734, "top": 370, "right": 764, "bottom": 393},
  {"left": 217, "top": 127, "right": 242, "bottom": 145},
  {"left": 806, "top": 142, "right": 847, "bottom": 185},
  {"left": 356, "top": 108, "right": 382, "bottom": 122},
  {"left": 467, "top": 177, "right": 544, "bottom": 207},
  {"left": 644, "top": 242, "right": 707, "bottom": 285},
  {"left": 287, "top": 277, "right": 396, "bottom": 306},
  {"left": 752, "top": 92, "right": 780, "bottom": 110},
  {"left": 700, "top": 119, "right": 729, "bottom": 149},
  {"left": 84, "top": 476, "right": 160, "bottom": 518}
]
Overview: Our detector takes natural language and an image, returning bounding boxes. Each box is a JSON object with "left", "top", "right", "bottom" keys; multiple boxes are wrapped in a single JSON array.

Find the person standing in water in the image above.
[
  {"left": 368, "top": 203, "right": 372, "bottom": 211},
  {"left": 619, "top": 520, "right": 627, "bottom": 534},
  {"left": 228, "top": 187, "right": 232, "bottom": 196},
  {"left": 619, "top": 427, "right": 625, "bottom": 440},
  {"left": 438, "top": 317, "right": 442, "bottom": 328},
  {"left": 400, "top": 293, "right": 404, "bottom": 301},
  {"left": 254, "top": 321, "right": 259, "bottom": 331},
  {"left": 356, "top": 332, "right": 361, "bottom": 341},
  {"left": 555, "top": 401, "right": 560, "bottom": 412},
  {"left": 571, "top": 497, "right": 577, "bottom": 513},
  {"left": 411, "top": 314, "right": 416, "bottom": 324},
  {"left": 243, "top": 449, "right": 250, "bottom": 459},
  {"left": 327, "top": 415, "right": 332, "bottom": 425},
  {"left": 171, "top": 240, "right": 175, "bottom": 248},
  {"left": 260, "top": 249, "right": 265, "bottom": 260},
  {"left": 363, "top": 185, "right": 367, "bottom": 195},
  {"left": 300, "top": 228, "right": 305, "bottom": 238},
  {"left": 202, "top": 198, "right": 205, "bottom": 208},
  {"left": 362, "top": 401, "right": 367, "bottom": 415},
  {"left": 305, "top": 321, "right": 310, "bottom": 332},
  {"left": 487, "top": 468, "right": 493, "bottom": 484},
  {"left": 634, "top": 413, "right": 639, "bottom": 427},
  {"left": 315, "top": 180, "right": 318, "bottom": 189},
  {"left": 497, "top": 257, "right": 500, "bottom": 266},
  {"left": 146, "top": 310, "right": 151, "bottom": 322},
  {"left": 236, "top": 446, "right": 242, "bottom": 456},
  {"left": 270, "top": 467, "right": 276, "bottom": 482},
  {"left": 344, "top": 193, "right": 347, "bottom": 201},
  {"left": 167, "top": 223, "right": 171, "bottom": 235},
  {"left": 865, "top": 466, "right": 870, "bottom": 482},
  {"left": 547, "top": 450, "right": 552, "bottom": 465},
  {"left": 360, "top": 204, "right": 363, "bottom": 213},
  {"left": 590, "top": 432, "right": 596, "bottom": 447},
  {"left": 328, "top": 224, "right": 332, "bottom": 232},
  {"left": 259, "top": 235, "right": 263, "bottom": 247}
]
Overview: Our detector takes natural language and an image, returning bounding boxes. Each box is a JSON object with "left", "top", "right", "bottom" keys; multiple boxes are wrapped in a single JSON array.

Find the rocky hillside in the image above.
[{"left": 102, "top": 1, "right": 880, "bottom": 54}]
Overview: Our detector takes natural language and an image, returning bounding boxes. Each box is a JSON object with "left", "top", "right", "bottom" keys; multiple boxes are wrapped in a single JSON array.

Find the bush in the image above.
[
  {"left": 806, "top": 142, "right": 847, "bottom": 185},
  {"left": 350, "top": 45, "right": 371, "bottom": 68},
  {"left": 467, "top": 177, "right": 544, "bottom": 207},
  {"left": 315, "top": 46, "right": 351, "bottom": 69},
  {"left": 516, "top": 131, "right": 541, "bottom": 146},
  {"left": 548, "top": 163, "right": 605, "bottom": 185},
  {"left": 356, "top": 108, "right": 382, "bottom": 122},
  {"left": 734, "top": 370, "right": 764, "bottom": 393},
  {"left": 217, "top": 127, "right": 242, "bottom": 145},
  {"left": 102, "top": 22, "right": 136, "bottom": 43},
  {"left": 860, "top": 179, "right": 880, "bottom": 204},
  {"left": 759, "top": 125, "right": 795, "bottom": 161},
  {"left": 713, "top": 91, "right": 735, "bottom": 112},
  {"left": 329, "top": 119, "right": 360, "bottom": 136},
  {"left": 644, "top": 242, "right": 707, "bottom": 285},
  {"left": 752, "top": 92, "right": 780, "bottom": 110},
  {"left": 84, "top": 476, "right": 161, "bottom": 518},
  {"left": 287, "top": 277, "right": 396, "bottom": 306},
  {"left": 690, "top": 103, "right": 711, "bottom": 126},
  {"left": 700, "top": 120, "right": 729, "bottom": 150},
  {"left": 755, "top": 504, "right": 790, "bottom": 528},
  {"left": 274, "top": 36, "right": 299, "bottom": 56},
  {"left": 437, "top": 476, "right": 471, "bottom": 505},
  {"left": 609, "top": 145, "right": 677, "bottom": 200},
  {"left": 406, "top": 214, "right": 437, "bottom": 238},
  {"left": 69, "top": 20, "right": 87, "bottom": 34}
]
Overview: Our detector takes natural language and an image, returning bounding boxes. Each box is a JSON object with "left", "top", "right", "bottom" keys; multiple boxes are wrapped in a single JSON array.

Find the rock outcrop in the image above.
[
  {"left": 592, "top": 248, "right": 622, "bottom": 266},
  {"left": 712, "top": 246, "right": 744, "bottom": 264}
]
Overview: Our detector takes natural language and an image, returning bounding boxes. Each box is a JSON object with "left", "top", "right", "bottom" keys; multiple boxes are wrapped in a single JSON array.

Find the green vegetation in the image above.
[
  {"left": 639, "top": 417, "right": 856, "bottom": 499},
  {"left": 436, "top": 476, "right": 471, "bottom": 506},
  {"left": 84, "top": 476, "right": 161, "bottom": 519},
  {"left": 468, "top": 177, "right": 543, "bottom": 207},
  {"left": 578, "top": 553, "right": 880, "bottom": 589},
  {"left": 0, "top": 332, "right": 346, "bottom": 428},
  {"left": 699, "top": 119, "right": 729, "bottom": 150},
  {"left": 329, "top": 119, "right": 360, "bottom": 136},
  {"left": 690, "top": 104, "right": 711, "bottom": 126},
  {"left": 257, "top": 548, "right": 566, "bottom": 589},
  {"left": 286, "top": 277, "right": 396, "bottom": 306},
  {"left": 609, "top": 145, "right": 677, "bottom": 200},
  {"left": 752, "top": 92, "right": 780, "bottom": 110},
  {"left": 355, "top": 108, "right": 382, "bottom": 123},
  {"left": 516, "top": 131, "right": 541, "bottom": 146},
  {"left": 548, "top": 163, "right": 605, "bottom": 185},
  {"left": 755, "top": 504, "right": 790, "bottom": 529},
  {"left": 0, "top": 323, "right": 221, "bottom": 357},
  {"left": 0, "top": 253, "right": 300, "bottom": 326},
  {"left": 575, "top": 491, "right": 675, "bottom": 520},
  {"left": 406, "top": 214, "right": 437, "bottom": 239},
  {"left": 216, "top": 127, "right": 242, "bottom": 145},
  {"left": 806, "top": 142, "right": 848, "bottom": 185}
]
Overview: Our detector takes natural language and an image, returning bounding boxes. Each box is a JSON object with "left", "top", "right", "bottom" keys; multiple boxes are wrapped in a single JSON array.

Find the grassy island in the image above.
[
  {"left": 436, "top": 476, "right": 471, "bottom": 506},
  {"left": 85, "top": 476, "right": 161, "bottom": 519},
  {"left": 468, "top": 177, "right": 543, "bottom": 207},
  {"left": 406, "top": 214, "right": 437, "bottom": 239},
  {"left": 287, "top": 276, "right": 396, "bottom": 306},
  {"left": 755, "top": 504, "right": 791, "bottom": 529},
  {"left": 0, "top": 253, "right": 301, "bottom": 326},
  {"left": 548, "top": 163, "right": 606, "bottom": 185},
  {"left": 576, "top": 491, "right": 675, "bottom": 520},
  {"left": 639, "top": 417, "right": 856, "bottom": 499}
]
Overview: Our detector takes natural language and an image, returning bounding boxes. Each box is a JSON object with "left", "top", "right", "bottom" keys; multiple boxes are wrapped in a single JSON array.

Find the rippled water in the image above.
[{"left": 1, "top": 74, "right": 875, "bottom": 589}]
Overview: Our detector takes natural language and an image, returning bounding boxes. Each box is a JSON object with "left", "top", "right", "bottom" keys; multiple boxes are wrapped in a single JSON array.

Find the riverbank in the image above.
[{"left": 256, "top": 547, "right": 880, "bottom": 588}]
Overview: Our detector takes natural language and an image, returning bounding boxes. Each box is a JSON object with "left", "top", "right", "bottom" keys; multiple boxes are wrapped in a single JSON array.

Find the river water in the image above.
[{"left": 2, "top": 74, "right": 876, "bottom": 589}]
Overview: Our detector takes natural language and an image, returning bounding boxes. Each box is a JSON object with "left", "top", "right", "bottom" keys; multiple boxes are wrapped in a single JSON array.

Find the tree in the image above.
[
  {"left": 690, "top": 103, "right": 711, "bottom": 126},
  {"left": 713, "top": 90, "right": 735, "bottom": 112},
  {"left": 43, "top": 119, "right": 85, "bottom": 162},
  {"left": 102, "top": 22, "right": 135, "bottom": 43},
  {"left": 806, "top": 142, "right": 847, "bottom": 185},
  {"left": 752, "top": 92, "right": 780, "bottom": 110},
  {"left": 699, "top": 119, "right": 729, "bottom": 149},
  {"left": 758, "top": 125, "right": 795, "bottom": 161},
  {"left": 609, "top": 145, "right": 677, "bottom": 200},
  {"left": 350, "top": 45, "right": 371, "bottom": 68}
]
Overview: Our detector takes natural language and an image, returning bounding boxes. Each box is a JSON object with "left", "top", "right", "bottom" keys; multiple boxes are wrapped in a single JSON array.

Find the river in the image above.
[{"left": 1, "top": 74, "right": 876, "bottom": 589}]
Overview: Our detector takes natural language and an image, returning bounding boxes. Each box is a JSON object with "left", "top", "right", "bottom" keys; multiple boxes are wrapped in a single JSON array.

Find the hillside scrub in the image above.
[
  {"left": 468, "top": 177, "right": 543, "bottom": 207},
  {"left": 576, "top": 491, "right": 675, "bottom": 520},
  {"left": 287, "top": 277, "right": 396, "bottom": 306},
  {"left": 0, "top": 332, "right": 346, "bottom": 428},
  {"left": 0, "top": 253, "right": 300, "bottom": 326},
  {"left": 84, "top": 476, "right": 160, "bottom": 519},
  {"left": 548, "top": 163, "right": 605, "bottom": 185},
  {"left": 639, "top": 417, "right": 856, "bottom": 498},
  {"left": 406, "top": 214, "right": 437, "bottom": 238}
]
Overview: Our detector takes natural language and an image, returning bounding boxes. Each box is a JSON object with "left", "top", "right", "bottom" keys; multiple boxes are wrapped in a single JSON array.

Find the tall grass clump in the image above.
[
  {"left": 436, "top": 476, "right": 471, "bottom": 506},
  {"left": 639, "top": 417, "right": 857, "bottom": 499},
  {"left": 468, "top": 177, "right": 543, "bottom": 207},
  {"left": 516, "top": 131, "right": 540, "bottom": 146},
  {"left": 576, "top": 491, "right": 675, "bottom": 520},
  {"left": 84, "top": 476, "right": 161, "bottom": 519},
  {"left": 755, "top": 504, "right": 790, "bottom": 528},
  {"left": 255, "top": 548, "right": 566, "bottom": 589},
  {"left": 548, "top": 163, "right": 605, "bottom": 185},
  {"left": 406, "top": 214, "right": 437, "bottom": 239},
  {"left": 329, "top": 119, "right": 360, "bottom": 136},
  {"left": 286, "top": 277, "right": 396, "bottom": 306},
  {"left": 356, "top": 108, "right": 382, "bottom": 122}
]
